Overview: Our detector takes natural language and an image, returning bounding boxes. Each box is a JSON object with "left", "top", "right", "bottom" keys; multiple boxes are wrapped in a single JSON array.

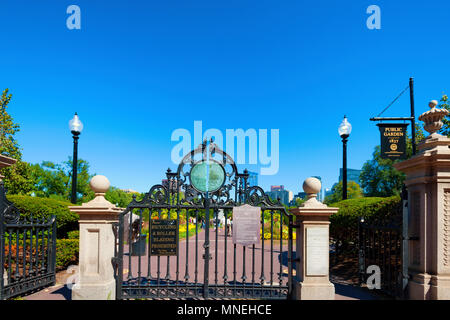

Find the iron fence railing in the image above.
[{"left": 0, "top": 182, "right": 56, "bottom": 300}]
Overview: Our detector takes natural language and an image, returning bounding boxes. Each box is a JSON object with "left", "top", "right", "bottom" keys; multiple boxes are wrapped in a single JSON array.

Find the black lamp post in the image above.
[
  {"left": 338, "top": 116, "right": 352, "bottom": 200},
  {"left": 69, "top": 113, "right": 83, "bottom": 204}
]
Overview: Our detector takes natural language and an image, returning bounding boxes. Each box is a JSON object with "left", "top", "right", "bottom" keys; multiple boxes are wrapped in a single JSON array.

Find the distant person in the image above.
[
  {"left": 226, "top": 218, "right": 232, "bottom": 236},
  {"left": 220, "top": 216, "right": 226, "bottom": 231}
]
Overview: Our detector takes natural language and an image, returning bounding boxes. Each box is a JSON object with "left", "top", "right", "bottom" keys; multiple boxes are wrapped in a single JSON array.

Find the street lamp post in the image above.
[
  {"left": 338, "top": 116, "right": 352, "bottom": 200},
  {"left": 69, "top": 113, "right": 83, "bottom": 204}
]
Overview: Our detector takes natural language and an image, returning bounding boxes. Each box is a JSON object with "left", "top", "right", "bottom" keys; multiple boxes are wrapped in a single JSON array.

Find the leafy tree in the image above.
[
  {"left": 29, "top": 158, "right": 94, "bottom": 203},
  {"left": 293, "top": 197, "right": 305, "bottom": 207},
  {"left": 105, "top": 186, "right": 142, "bottom": 208},
  {"left": 0, "top": 88, "right": 33, "bottom": 194},
  {"left": 438, "top": 94, "right": 450, "bottom": 136},
  {"left": 359, "top": 146, "right": 405, "bottom": 197},
  {"left": 359, "top": 124, "right": 425, "bottom": 197},
  {"left": 324, "top": 181, "right": 362, "bottom": 204}
]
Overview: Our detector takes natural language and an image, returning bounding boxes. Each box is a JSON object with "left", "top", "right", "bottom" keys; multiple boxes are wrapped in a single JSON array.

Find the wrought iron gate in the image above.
[
  {"left": 113, "top": 141, "right": 295, "bottom": 299},
  {"left": 358, "top": 189, "right": 409, "bottom": 298},
  {"left": 0, "top": 182, "right": 57, "bottom": 300}
]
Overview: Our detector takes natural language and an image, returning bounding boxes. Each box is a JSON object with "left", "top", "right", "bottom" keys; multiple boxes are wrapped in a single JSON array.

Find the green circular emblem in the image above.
[{"left": 190, "top": 161, "right": 225, "bottom": 193}]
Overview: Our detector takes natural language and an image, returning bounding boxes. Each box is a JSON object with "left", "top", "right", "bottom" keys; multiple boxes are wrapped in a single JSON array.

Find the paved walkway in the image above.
[
  {"left": 24, "top": 280, "right": 378, "bottom": 300},
  {"left": 25, "top": 229, "right": 379, "bottom": 300}
]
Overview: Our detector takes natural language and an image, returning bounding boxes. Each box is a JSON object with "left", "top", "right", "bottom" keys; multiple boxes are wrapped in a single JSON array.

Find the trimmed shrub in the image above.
[
  {"left": 6, "top": 195, "right": 79, "bottom": 238},
  {"left": 56, "top": 239, "right": 79, "bottom": 271},
  {"left": 67, "top": 230, "right": 79, "bottom": 239},
  {"left": 3, "top": 238, "right": 79, "bottom": 272}
]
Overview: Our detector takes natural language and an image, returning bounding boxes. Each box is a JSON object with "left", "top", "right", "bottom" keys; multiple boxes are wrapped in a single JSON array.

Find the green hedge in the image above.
[
  {"left": 56, "top": 239, "right": 79, "bottom": 271},
  {"left": 329, "top": 196, "right": 401, "bottom": 251},
  {"left": 67, "top": 230, "right": 79, "bottom": 239},
  {"left": 7, "top": 195, "right": 79, "bottom": 239}
]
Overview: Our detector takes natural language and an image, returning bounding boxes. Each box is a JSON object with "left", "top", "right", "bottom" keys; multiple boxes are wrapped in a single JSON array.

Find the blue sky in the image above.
[{"left": 1, "top": 0, "right": 449, "bottom": 194}]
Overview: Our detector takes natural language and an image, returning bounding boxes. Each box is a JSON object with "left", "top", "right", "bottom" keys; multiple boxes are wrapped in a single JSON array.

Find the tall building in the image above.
[
  {"left": 339, "top": 168, "right": 362, "bottom": 186},
  {"left": 312, "top": 176, "right": 324, "bottom": 202},
  {"left": 267, "top": 185, "right": 291, "bottom": 206},
  {"left": 247, "top": 171, "right": 258, "bottom": 187}
]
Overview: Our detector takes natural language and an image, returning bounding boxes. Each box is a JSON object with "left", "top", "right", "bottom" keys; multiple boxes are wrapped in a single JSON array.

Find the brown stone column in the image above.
[
  {"left": 290, "top": 178, "right": 338, "bottom": 300},
  {"left": 394, "top": 100, "right": 450, "bottom": 300}
]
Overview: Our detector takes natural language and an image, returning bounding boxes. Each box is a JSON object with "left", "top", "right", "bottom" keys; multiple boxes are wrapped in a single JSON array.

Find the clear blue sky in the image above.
[{"left": 1, "top": 1, "right": 449, "bottom": 194}]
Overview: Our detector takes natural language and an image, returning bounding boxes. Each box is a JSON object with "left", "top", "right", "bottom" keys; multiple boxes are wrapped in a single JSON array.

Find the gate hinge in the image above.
[
  {"left": 202, "top": 254, "right": 212, "bottom": 260},
  {"left": 289, "top": 223, "right": 301, "bottom": 229}
]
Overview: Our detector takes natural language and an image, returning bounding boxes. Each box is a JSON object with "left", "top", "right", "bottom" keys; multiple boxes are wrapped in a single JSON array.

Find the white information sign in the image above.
[
  {"left": 232, "top": 204, "right": 261, "bottom": 246},
  {"left": 306, "top": 227, "right": 329, "bottom": 276}
]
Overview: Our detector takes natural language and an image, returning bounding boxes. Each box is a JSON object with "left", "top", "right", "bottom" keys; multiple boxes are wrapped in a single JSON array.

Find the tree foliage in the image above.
[
  {"left": 105, "top": 186, "right": 142, "bottom": 208},
  {"left": 359, "top": 146, "right": 405, "bottom": 197},
  {"left": 324, "top": 180, "right": 362, "bottom": 204},
  {"left": 439, "top": 94, "right": 450, "bottom": 136},
  {"left": 29, "top": 159, "right": 94, "bottom": 203},
  {"left": 0, "top": 88, "right": 33, "bottom": 194}
]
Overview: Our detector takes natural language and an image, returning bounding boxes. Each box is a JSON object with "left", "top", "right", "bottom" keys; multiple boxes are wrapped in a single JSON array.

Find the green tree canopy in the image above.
[
  {"left": 439, "top": 94, "right": 450, "bottom": 136},
  {"left": 359, "top": 146, "right": 406, "bottom": 197},
  {"left": 105, "top": 186, "right": 143, "bottom": 208},
  {"left": 29, "top": 158, "right": 94, "bottom": 203},
  {"left": 0, "top": 88, "right": 33, "bottom": 194},
  {"left": 324, "top": 180, "right": 362, "bottom": 204}
]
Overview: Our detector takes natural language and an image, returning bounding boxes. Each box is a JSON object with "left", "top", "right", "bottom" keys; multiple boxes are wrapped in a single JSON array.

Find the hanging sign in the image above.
[
  {"left": 377, "top": 123, "right": 409, "bottom": 160},
  {"left": 232, "top": 204, "right": 261, "bottom": 246}
]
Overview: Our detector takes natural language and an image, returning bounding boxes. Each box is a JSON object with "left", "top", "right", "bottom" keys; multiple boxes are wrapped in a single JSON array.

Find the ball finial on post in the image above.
[
  {"left": 302, "top": 177, "right": 326, "bottom": 207},
  {"left": 89, "top": 175, "right": 110, "bottom": 196}
]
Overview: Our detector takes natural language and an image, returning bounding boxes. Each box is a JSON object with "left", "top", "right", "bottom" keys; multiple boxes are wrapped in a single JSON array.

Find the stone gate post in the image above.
[
  {"left": 69, "top": 175, "right": 122, "bottom": 300},
  {"left": 394, "top": 100, "right": 450, "bottom": 300},
  {"left": 289, "top": 177, "right": 338, "bottom": 300}
]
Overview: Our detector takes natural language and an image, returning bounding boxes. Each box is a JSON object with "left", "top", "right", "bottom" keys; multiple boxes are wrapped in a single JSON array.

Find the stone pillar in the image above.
[
  {"left": 69, "top": 175, "right": 122, "bottom": 300},
  {"left": 289, "top": 177, "right": 338, "bottom": 300},
  {"left": 394, "top": 100, "right": 450, "bottom": 300},
  {"left": 0, "top": 154, "right": 17, "bottom": 288}
]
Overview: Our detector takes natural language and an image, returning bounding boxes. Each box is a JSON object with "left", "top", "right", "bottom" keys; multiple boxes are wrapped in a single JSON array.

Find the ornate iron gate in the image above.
[
  {"left": 114, "top": 141, "right": 295, "bottom": 299},
  {"left": 0, "top": 182, "right": 57, "bottom": 300}
]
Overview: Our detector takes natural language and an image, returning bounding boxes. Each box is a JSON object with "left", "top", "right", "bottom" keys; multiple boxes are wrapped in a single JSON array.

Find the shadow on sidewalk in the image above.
[{"left": 51, "top": 285, "right": 72, "bottom": 300}]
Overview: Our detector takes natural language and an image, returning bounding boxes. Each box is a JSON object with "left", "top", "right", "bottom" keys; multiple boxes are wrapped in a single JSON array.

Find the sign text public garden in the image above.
[{"left": 377, "top": 123, "right": 408, "bottom": 160}]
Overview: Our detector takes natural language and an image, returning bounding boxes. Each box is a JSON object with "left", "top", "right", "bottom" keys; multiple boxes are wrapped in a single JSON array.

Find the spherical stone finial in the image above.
[
  {"left": 303, "top": 177, "right": 321, "bottom": 195},
  {"left": 429, "top": 100, "right": 438, "bottom": 108},
  {"left": 90, "top": 175, "right": 110, "bottom": 194}
]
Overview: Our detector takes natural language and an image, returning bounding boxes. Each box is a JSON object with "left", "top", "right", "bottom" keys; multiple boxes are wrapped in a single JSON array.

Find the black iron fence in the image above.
[
  {"left": 330, "top": 192, "right": 408, "bottom": 299},
  {"left": 0, "top": 182, "right": 57, "bottom": 300},
  {"left": 358, "top": 219, "right": 404, "bottom": 298}
]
